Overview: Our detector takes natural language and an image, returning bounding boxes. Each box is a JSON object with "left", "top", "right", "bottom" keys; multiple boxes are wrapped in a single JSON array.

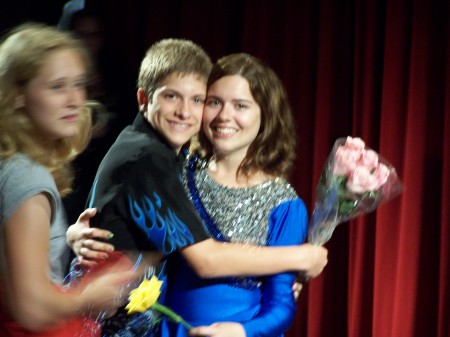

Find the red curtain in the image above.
[{"left": 77, "top": 0, "right": 450, "bottom": 336}]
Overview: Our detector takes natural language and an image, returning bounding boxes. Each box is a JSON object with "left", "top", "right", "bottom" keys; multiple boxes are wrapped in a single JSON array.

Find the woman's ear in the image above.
[
  {"left": 137, "top": 88, "right": 147, "bottom": 112},
  {"left": 14, "top": 95, "right": 25, "bottom": 109}
]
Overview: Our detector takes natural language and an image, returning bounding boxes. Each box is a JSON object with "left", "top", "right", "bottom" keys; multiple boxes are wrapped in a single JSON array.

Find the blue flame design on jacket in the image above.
[{"left": 128, "top": 191, "right": 195, "bottom": 255}]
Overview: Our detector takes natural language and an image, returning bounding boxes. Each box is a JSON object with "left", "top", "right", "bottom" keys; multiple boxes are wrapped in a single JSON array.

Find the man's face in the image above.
[{"left": 143, "top": 73, "right": 206, "bottom": 153}]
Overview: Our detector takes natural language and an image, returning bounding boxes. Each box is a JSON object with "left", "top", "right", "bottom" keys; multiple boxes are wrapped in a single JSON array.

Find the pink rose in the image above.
[
  {"left": 333, "top": 146, "right": 362, "bottom": 176},
  {"left": 346, "top": 166, "right": 378, "bottom": 193},
  {"left": 357, "top": 149, "right": 379, "bottom": 170},
  {"left": 371, "top": 163, "right": 390, "bottom": 190},
  {"left": 346, "top": 164, "right": 390, "bottom": 193},
  {"left": 345, "top": 136, "right": 365, "bottom": 150}
]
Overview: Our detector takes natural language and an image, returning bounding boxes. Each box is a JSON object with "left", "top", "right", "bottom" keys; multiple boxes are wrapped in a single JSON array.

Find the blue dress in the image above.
[{"left": 159, "top": 156, "right": 308, "bottom": 337}]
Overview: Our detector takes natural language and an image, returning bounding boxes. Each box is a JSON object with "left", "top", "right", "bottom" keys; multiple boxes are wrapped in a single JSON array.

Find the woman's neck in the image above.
[{"left": 208, "top": 155, "right": 272, "bottom": 188}]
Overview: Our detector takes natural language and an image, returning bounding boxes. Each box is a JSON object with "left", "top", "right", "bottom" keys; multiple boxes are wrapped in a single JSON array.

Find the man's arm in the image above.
[
  {"left": 68, "top": 214, "right": 327, "bottom": 278},
  {"left": 181, "top": 238, "right": 327, "bottom": 278}
]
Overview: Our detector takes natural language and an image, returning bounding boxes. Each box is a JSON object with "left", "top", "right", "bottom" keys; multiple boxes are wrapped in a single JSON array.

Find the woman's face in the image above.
[
  {"left": 20, "top": 49, "right": 87, "bottom": 141},
  {"left": 203, "top": 75, "right": 261, "bottom": 160}
]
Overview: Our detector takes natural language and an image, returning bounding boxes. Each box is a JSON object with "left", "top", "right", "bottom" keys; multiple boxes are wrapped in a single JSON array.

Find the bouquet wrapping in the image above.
[{"left": 308, "top": 136, "right": 403, "bottom": 246}]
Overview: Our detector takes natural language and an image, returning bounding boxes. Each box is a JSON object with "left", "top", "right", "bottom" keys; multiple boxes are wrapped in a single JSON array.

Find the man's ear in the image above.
[{"left": 137, "top": 88, "right": 148, "bottom": 112}]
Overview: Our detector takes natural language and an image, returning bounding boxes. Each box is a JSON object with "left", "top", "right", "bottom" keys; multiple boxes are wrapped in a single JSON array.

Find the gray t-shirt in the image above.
[{"left": 0, "top": 154, "right": 69, "bottom": 283}]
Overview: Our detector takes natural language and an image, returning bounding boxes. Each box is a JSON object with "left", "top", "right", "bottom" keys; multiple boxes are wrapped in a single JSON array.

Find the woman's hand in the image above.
[
  {"left": 66, "top": 208, "right": 115, "bottom": 267},
  {"left": 292, "top": 281, "right": 303, "bottom": 300},
  {"left": 189, "top": 322, "right": 246, "bottom": 337},
  {"left": 77, "top": 252, "right": 139, "bottom": 318}
]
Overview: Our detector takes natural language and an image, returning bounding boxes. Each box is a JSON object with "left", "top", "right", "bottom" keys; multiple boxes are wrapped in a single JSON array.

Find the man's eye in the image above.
[
  {"left": 193, "top": 97, "right": 205, "bottom": 104},
  {"left": 165, "top": 93, "right": 177, "bottom": 100}
]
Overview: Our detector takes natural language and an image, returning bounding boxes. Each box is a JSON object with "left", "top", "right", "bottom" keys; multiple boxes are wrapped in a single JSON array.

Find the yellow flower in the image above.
[
  {"left": 125, "top": 276, "right": 192, "bottom": 329},
  {"left": 125, "top": 276, "right": 163, "bottom": 314}
]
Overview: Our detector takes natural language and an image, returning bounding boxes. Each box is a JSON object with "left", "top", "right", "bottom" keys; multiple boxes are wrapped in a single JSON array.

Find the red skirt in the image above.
[{"left": 0, "top": 314, "right": 100, "bottom": 337}]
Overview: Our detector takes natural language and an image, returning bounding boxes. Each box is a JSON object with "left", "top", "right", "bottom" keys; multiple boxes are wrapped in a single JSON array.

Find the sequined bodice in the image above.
[{"left": 183, "top": 164, "right": 298, "bottom": 246}]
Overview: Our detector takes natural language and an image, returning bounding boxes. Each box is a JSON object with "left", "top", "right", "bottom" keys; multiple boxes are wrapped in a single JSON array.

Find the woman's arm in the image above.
[
  {"left": 241, "top": 272, "right": 297, "bottom": 337},
  {"left": 4, "top": 194, "right": 134, "bottom": 331},
  {"left": 189, "top": 272, "right": 297, "bottom": 337}
]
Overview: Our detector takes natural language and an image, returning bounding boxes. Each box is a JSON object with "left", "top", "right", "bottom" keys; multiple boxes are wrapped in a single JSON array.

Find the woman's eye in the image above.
[
  {"left": 74, "top": 81, "right": 87, "bottom": 89},
  {"left": 237, "top": 103, "right": 248, "bottom": 109},
  {"left": 50, "top": 82, "right": 65, "bottom": 90},
  {"left": 206, "top": 98, "right": 221, "bottom": 106}
]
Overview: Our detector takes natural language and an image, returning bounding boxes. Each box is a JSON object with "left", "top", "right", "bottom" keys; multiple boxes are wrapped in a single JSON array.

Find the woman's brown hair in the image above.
[{"left": 198, "top": 53, "right": 297, "bottom": 178}]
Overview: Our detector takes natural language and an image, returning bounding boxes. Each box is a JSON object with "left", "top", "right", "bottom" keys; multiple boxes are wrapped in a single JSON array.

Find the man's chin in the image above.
[{"left": 170, "top": 134, "right": 197, "bottom": 148}]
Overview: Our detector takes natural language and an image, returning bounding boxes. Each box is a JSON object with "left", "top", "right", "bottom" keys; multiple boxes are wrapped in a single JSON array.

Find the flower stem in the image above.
[{"left": 152, "top": 303, "right": 192, "bottom": 330}]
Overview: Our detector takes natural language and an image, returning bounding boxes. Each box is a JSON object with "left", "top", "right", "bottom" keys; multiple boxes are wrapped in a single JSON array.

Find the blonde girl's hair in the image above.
[{"left": 0, "top": 23, "right": 93, "bottom": 196}]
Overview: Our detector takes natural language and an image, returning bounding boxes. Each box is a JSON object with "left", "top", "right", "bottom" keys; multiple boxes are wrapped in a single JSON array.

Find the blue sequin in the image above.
[{"left": 185, "top": 155, "right": 261, "bottom": 290}]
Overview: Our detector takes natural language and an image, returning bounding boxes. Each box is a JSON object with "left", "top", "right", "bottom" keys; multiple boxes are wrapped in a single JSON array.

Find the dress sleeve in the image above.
[{"left": 242, "top": 198, "right": 308, "bottom": 337}]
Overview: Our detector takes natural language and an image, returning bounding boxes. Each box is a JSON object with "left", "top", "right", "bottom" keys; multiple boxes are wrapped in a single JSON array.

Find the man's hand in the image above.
[
  {"left": 299, "top": 243, "right": 328, "bottom": 278},
  {"left": 66, "top": 208, "right": 115, "bottom": 267}
]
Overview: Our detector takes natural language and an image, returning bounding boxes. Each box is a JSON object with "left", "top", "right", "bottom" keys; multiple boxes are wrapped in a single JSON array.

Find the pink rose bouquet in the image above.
[{"left": 308, "top": 136, "right": 403, "bottom": 246}]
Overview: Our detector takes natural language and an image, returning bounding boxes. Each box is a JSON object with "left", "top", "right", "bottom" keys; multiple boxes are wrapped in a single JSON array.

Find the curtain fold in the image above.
[{"left": 438, "top": 8, "right": 450, "bottom": 337}]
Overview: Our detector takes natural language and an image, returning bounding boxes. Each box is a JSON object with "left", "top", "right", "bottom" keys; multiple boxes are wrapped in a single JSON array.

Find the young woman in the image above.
[
  {"left": 0, "top": 23, "right": 134, "bottom": 336},
  {"left": 162, "top": 53, "right": 309, "bottom": 337}
]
